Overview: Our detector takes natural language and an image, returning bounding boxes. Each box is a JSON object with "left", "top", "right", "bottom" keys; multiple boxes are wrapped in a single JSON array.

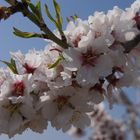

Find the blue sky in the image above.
[{"left": 0, "top": 0, "right": 136, "bottom": 140}]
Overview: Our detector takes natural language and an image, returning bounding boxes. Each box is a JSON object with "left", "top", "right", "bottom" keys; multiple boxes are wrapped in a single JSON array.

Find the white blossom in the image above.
[{"left": 0, "top": 0, "right": 139, "bottom": 137}]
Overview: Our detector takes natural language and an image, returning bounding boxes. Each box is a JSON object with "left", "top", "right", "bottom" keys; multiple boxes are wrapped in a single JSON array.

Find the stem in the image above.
[{"left": 4, "top": 1, "right": 140, "bottom": 51}]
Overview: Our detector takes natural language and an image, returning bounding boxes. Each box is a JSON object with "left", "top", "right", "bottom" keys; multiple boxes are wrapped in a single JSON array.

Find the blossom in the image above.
[
  {"left": 0, "top": 73, "right": 36, "bottom": 137},
  {"left": 62, "top": 42, "right": 113, "bottom": 86},
  {"left": 0, "top": 0, "right": 139, "bottom": 137},
  {"left": 11, "top": 50, "right": 42, "bottom": 74},
  {"left": 39, "top": 86, "right": 92, "bottom": 131}
]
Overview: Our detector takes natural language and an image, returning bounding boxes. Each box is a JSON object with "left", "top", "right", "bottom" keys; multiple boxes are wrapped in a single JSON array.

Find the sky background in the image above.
[{"left": 0, "top": 0, "right": 136, "bottom": 140}]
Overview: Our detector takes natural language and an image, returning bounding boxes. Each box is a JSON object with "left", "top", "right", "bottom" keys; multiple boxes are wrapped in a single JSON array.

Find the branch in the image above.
[{"left": 1, "top": 0, "right": 69, "bottom": 49}]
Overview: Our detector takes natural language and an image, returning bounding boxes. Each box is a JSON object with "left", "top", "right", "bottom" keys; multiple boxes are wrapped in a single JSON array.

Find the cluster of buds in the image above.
[{"left": 0, "top": 0, "right": 140, "bottom": 138}]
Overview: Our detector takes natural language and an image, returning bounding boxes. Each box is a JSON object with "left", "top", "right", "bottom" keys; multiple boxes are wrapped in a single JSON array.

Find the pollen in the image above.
[
  {"left": 23, "top": 63, "right": 36, "bottom": 74},
  {"left": 81, "top": 49, "right": 101, "bottom": 67},
  {"left": 70, "top": 111, "right": 81, "bottom": 123},
  {"left": 12, "top": 81, "right": 25, "bottom": 96},
  {"left": 54, "top": 95, "right": 70, "bottom": 111}
]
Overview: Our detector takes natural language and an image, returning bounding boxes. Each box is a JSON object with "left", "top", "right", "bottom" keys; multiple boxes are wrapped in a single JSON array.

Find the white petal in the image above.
[
  {"left": 42, "top": 102, "right": 57, "bottom": 120},
  {"left": 8, "top": 112, "right": 22, "bottom": 137},
  {"left": 20, "top": 104, "right": 35, "bottom": 120}
]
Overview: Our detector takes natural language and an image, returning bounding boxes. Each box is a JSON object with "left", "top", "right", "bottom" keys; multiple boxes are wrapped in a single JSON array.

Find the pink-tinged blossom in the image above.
[
  {"left": 11, "top": 50, "right": 42, "bottom": 74},
  {"left": 39, "top": 87, "right": 92, "bottom": 131},
  {"left": 0, "top": 0, "right": 139, "bottom": 137},
  {"left": 62, "top": 44, "right": 113, "bottom": 86}
]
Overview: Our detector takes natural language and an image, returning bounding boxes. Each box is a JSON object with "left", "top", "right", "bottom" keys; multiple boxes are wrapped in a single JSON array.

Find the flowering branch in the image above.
[
  {"left": 1, "top": 0, "right": 140, "bottom": 53},
  {"left": 1, "top": 0, "right": 69, "bottom": 49},
  {"left": 0, "top": 0, "right": 140, "bottom": 138}
]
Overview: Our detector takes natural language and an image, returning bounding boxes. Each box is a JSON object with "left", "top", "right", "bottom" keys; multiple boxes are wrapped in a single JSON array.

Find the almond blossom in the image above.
[{"left": 0, "top": 0, "right": 139, "bottom": 137}]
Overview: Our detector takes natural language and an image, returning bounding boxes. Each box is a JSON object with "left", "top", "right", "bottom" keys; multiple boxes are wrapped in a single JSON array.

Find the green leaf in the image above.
[
  {"left": 45, "top": 4, "right": 56, "bottom": 25},
  {"left": 53, "top": 0, "right": 63, "bottom": 28},
  {"left": 1, "top": 58, "right": 18, "bottom": 74},
  {"left": 71, "top": 14, "right": 78, "bottom": 21},
  {"left": 66, "top": 17, "right": 70, "bottom": 23},
  {"left": 67, "top": 14, "right": 78, "bottom": 22},
  {"left": 53, "top": 0, "right": 66, "bottom": 41},
  {"left": 36, "top": 1, "right": 41, "bottom": 11},
  {"left": 45, "top": 1, "right": 66, "bottom": 41},
  {"left": 28, "top": 2, "right": 42, "bottom": 20},
  {"left": 35, "top": 1, "right": 42, "bottom": 18},
  {"left": 13, "top": 27, "right": 40, "bottom": 38},
  {"left": 48, "top": 55, "right": 64, "bottom": 69}
]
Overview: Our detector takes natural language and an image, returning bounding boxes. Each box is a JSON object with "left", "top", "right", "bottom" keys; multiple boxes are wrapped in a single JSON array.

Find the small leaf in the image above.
[
  {"left": 71, "top": 14, "right": 78, "bottom": 21},
  {"left": 11, "top": 58, "right": 16, "bottom": 66},
  {"left": 29, "top": 2, "right": 42, "bottom": 20},
  {"left": 13, "top": 27, "right": 40, "bottom": 38},
  {"left": 1, "top": 58, "right": 18, "bottom": 74},
  {"left": 48, "top": 55, "right": 64, "bottom": 69},
  {"left": 67, "top": 14, "right": 78, "bottom": 22},
  {"left": 36, "top": 1, "right": 41, "bottom": 11},
  {"left": 53, "top": 0, "right": 66, "bottom": 41},
  {"left": 45, "top": 4, "right": 56, "bottom": 25},
  {"left": 53, "top": 0, "right": 63, "bottom": 28},
  {"left": 35, "top": 1, "right": 42, "bottom": 18},
  {"left": 45, "top": 1, "right": 66, "bottom": 41},
  {"left": 66, "top": 17, "right": 70, "bottom": 23}
]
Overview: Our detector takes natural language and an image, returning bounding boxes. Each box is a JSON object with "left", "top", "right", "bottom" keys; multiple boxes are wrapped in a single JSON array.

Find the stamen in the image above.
[
  {"left": 54, "top": 95, "right": 70, "bottom": 111},
  {"left": 12, "top": 81, "right": 25, "bottom": 96},
  {"left": 81, "top": 49, "right": 101, "bottom": 67},
  {"left": 23, "top": 63, "right": 36, "bottom": 74}
]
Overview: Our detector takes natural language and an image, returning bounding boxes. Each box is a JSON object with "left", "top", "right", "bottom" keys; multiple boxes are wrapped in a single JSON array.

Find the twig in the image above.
[{"left": 2, "top": 0, "right": 69, "bottom": 49}]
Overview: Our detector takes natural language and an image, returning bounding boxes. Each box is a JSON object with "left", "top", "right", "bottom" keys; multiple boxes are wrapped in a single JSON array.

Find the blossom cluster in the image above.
[
  {"left": 68, "top": 104, "right": 126, "bottom": 140},
  {"left": 89, "top": 104, "right": 126, "bottom": 140},
  {"left": 0, "top": 0, "right": 140, "bottom": 137}
]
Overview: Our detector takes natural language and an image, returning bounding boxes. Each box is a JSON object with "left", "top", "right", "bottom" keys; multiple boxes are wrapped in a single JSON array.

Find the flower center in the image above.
[
  {"left": 73, "top": 34, "right": 82, "bottom": 48},
  {"left": 95, "top": 31, "right": 101, "bottom": 38},
  {"left": 54, "top": 95, "right": 70, "bottom": 111},
  {"left": 70, "top": 111, "right": 81, "bottom": 123},
  {"left": 133, "top": 12, "right": 140, "bottom": 29},
  {"left": 23, "top": 63, "right": 36, "bottom": 74},
  {"left": 81, "top": 49, "right": 101, "bottom": 67},
  {"left": 12, "top": 81, "right": 25, "bottom": 96}
]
